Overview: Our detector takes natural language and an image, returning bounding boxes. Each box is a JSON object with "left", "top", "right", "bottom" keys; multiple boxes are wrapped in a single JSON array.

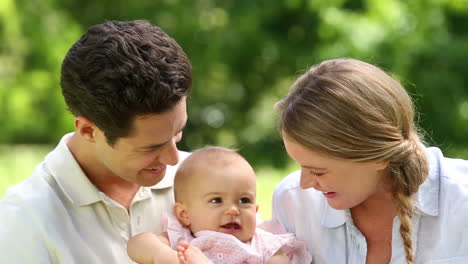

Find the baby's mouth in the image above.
[{"left": 221, "top": 222, "right": 241, "bottom": 230}]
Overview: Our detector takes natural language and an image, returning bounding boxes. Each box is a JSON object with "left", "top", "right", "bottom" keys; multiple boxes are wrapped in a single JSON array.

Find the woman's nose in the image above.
[{"left": 300, "top": 171, "right": 319, "bottom": 189}]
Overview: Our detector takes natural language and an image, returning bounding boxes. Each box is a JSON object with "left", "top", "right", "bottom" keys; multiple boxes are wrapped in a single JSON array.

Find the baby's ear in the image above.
[
  {"left": 174, "top": 202, "right": 190, "bottom": 226},
  {"left": 256, "top": 204, "right": 259, "bottom": 213}
]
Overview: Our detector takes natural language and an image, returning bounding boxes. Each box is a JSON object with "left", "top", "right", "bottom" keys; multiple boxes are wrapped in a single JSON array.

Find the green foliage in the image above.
[
  {"left": 1, "top": 0, "right": 468, "bottom": 170},
  {"left": 0, "top": 145, "right": 51, "bottom": 197}
]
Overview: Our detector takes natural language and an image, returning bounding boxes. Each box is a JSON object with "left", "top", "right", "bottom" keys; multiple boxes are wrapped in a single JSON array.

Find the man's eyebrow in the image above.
[{"left": 138, "top": 142, "right": 166, "bottom": 151}]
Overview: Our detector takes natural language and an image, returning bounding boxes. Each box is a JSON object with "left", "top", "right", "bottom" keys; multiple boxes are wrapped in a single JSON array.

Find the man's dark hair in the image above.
[{"left": 61, "top": 20, "right": 192, "bottom": 146}]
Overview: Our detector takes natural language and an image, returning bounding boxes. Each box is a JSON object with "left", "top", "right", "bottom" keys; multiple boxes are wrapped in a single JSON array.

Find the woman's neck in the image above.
[{"left": 353, "top": 188, "right": 396, "bottom": 217}]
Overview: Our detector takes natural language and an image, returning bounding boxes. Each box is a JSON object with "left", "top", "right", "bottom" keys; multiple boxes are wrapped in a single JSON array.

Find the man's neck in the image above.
[{"left": 67, "top": 133, "right": 140, "bottom": 210}]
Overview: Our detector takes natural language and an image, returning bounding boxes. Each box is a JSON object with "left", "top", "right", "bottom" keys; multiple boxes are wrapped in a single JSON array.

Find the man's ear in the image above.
[
  {"left": 174, "top": 202, "right": 190, "bottom": 226},
  {"left": 74, "top": 116, "right": 98, "bottom": 143}
]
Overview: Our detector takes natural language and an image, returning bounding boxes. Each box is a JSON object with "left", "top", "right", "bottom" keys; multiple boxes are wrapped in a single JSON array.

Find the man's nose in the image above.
[{"left": 159, "top": 138, "right": 179, "bottom": 166}]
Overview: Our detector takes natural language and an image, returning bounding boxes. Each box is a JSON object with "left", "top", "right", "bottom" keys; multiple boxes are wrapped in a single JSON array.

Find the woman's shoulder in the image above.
[
  {"left": 422, "top": 147, "right": 468, "bottom": 213},
  {"left": 273, "top": 170, "right": 301, "bottom": 194},
  {"left": 426, "top": 146, "right": 468, "bottom": 186}
]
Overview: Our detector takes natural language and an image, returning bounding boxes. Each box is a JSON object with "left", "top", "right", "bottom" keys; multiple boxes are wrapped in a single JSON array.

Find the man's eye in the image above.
[
  {"left": 239, "top": 197, "right": 251, "bottom": 204},
  {"left": 210, "top": 198, "right": 222, "bottom": 203},
  {"left": 311, "top": 171, "right": 325, "bottom": 177}
]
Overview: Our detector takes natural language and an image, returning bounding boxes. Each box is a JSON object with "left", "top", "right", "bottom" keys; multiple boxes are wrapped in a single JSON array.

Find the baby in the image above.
[{"left": 127, "top": 146, "right": 310, "bottom": 264}]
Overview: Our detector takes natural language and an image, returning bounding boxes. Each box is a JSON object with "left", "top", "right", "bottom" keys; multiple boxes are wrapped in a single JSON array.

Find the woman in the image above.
[{"left": 273, "top": 58, "right": 468, "bottom": 263}]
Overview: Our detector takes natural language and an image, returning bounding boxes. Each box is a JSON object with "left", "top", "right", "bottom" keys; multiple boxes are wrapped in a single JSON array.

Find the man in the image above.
[{"left": 0, "top": 20, "right": 192, "bottom": 263}]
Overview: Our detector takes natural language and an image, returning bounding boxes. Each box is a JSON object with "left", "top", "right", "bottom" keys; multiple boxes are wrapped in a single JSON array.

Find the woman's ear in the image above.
[
  {"left": 174, "top": 202, "right": 190, "bottom": 226},
  {"left": 376, "top": 160, "right": 390, "bottom": 171}
]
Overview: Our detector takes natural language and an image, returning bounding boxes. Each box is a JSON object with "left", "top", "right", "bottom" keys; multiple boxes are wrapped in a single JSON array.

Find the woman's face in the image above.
[{"left": 283, "top": 133, "right": 389, "bottom": 210}]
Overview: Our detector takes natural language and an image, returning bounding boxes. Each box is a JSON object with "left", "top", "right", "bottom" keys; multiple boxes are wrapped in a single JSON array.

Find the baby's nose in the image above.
[{"left": 225, "top": 205, "right": 240, "bottom": 216}]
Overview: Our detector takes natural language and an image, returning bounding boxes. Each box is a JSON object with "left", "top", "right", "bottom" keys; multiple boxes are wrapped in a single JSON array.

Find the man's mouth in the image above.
[{"left": 143, "top": 165, "right": 165, "bottom": 174}]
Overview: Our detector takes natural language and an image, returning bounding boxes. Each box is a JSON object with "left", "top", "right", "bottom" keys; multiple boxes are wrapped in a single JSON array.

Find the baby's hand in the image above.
[{"left": 177, "top": 240, "right": 190, "bottom": 263}]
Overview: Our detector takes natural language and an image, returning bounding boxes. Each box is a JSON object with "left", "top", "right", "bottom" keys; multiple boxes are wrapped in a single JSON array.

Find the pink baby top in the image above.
[{"left": 162, "top": 214, "right": 312, "bottom": 264}]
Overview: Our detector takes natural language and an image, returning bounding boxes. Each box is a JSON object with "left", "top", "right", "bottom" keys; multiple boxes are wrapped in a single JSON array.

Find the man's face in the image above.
[{"left": 93, "top": 98, "right": 187, "bottom": 186}]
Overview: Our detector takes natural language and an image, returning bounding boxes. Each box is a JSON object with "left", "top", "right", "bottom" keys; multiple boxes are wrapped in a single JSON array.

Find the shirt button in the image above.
[{"left": 217, "top": 253, "right": 223, "bottom": 259}]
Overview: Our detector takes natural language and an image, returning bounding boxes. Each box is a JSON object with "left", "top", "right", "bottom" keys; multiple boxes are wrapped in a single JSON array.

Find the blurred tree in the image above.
[{"left": 1, "top": 0, "right": 467, "bottom": 168}]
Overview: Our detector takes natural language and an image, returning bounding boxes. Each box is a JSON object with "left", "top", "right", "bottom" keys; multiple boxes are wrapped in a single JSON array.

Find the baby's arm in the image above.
[
  {"left": 127, "top": 232, "right": 179, "bottom": 264},
  {"left": 265, "top": 249, "right": 291, "bottom": 264}
]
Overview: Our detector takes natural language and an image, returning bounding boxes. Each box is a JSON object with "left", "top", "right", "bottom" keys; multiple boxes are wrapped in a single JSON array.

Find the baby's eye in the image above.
[
  {"left": 210, "top": 198, "right": 222, "bottom": 203},
  {"left": 238, "top": 197, "right": 252, "bottom": 204}
]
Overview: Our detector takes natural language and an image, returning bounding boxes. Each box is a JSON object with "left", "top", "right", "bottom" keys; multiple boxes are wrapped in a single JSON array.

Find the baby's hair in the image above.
[
  {"left": 276, "top": 58, "right": 428, "bottom": 264},
  {"left": 174, "top": 146, "right": 251, "bottom": 203}
]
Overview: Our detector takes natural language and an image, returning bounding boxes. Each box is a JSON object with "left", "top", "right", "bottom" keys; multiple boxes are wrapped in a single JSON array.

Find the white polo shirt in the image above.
[
  {"left": 272, "top": 147, "right": 468, "bottom": 264},
  {"left": 0, "top": 133, "right": 189, "bottom": 263}
]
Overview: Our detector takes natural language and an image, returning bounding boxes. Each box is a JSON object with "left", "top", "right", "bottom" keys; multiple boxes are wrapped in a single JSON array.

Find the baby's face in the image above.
[{"left": 184, "top": 162, "right": 258, "bottom": 243}]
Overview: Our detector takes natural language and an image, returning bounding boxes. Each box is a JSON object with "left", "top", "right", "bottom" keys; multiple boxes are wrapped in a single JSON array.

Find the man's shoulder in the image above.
[{"left": 0, "top": 161, "right": 65, "bottom": 222}]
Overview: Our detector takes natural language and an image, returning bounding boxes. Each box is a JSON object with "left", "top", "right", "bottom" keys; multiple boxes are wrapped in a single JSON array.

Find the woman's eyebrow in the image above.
[{"left": 302, "top": 165, "right": 327, "bottom": 170}]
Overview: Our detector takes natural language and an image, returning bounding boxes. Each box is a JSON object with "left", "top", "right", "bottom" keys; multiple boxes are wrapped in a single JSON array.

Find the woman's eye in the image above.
[
  {"left": 210, "top": 198, "right": 222, "bottom": 203},
  {"left": 310, "top": 171, "right": 324, "bottom": 177},
  {"left": 239, "top": 197, "right": 251, "bottom": 204}
]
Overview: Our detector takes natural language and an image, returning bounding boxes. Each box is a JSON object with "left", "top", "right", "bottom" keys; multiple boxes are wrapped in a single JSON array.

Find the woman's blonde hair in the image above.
[{"left": 276, "top": 58, "right": 428, "bottom": 264}]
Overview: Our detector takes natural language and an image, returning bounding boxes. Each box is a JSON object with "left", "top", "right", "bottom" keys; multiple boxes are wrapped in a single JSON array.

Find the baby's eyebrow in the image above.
[
  {"left": 238, "top": 191, "right": 256, "bottom": 197},
  {"left": 203, "top": 192, "right": 222, "bottom": 198}
]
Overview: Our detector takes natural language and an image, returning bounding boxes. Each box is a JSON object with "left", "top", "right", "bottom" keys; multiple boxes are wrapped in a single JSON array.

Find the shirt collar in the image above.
[
  {"left": 320, "top": 147, "right": 442, "bottom": 228},
  {"left": 413, "top": 147, "right": 442, "bottom": 216},
  {"left": 321, "top": 201, "right": 347, "bottom": 228},
  {"left": 45, "top": 133, "right": 102, "bottom": 206}
]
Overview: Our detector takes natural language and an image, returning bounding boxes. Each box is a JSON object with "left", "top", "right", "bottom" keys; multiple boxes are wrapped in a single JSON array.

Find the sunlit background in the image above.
[{"left": 2, "top": 0, "right": 468, "bottom": 218}]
